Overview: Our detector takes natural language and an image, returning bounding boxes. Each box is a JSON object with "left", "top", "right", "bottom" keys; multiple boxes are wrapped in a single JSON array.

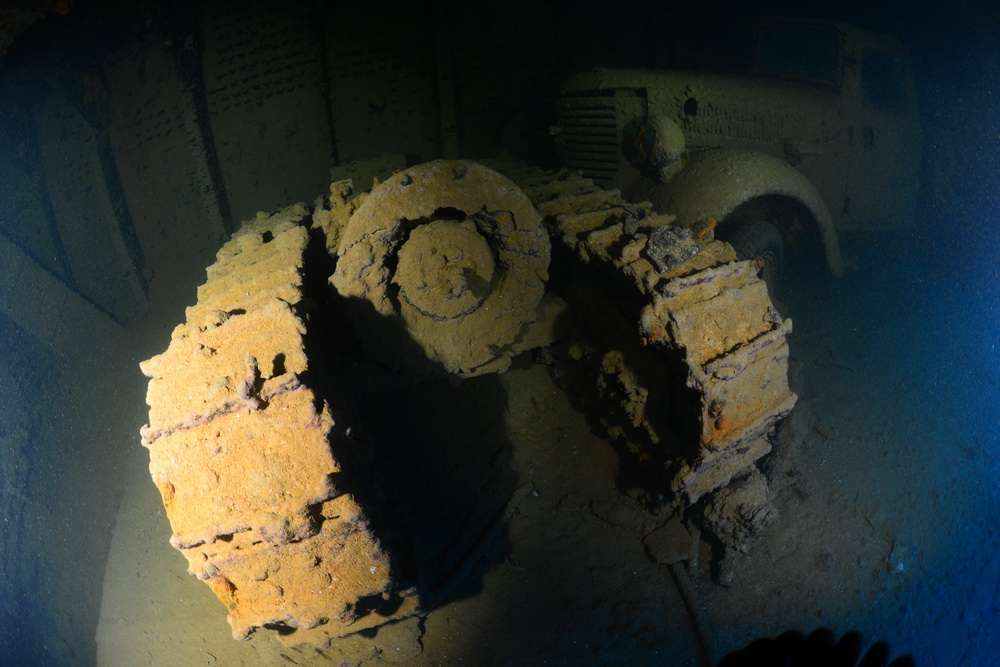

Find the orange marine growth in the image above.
[
  {"left": 695, "top": 216, "right": 717, "bottom": 240},
  {"left": 206, "top": 575, "right": 239, "bottom": 611},
  {"left": 156, "top": 480, "right": 176, "bottom": 511},
  {"left": 639, "top": 324, "right": 665, "bottom": 346}
]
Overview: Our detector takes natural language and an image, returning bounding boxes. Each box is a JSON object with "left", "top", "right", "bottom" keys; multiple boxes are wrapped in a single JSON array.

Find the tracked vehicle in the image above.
[{"left": 139, "top": 158, "right": 796, "bottom": 645}]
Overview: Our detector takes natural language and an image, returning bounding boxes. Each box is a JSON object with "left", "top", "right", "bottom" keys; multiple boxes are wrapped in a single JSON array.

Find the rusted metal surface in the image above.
[
  {"left": 487, "top": 159, "right": 795, "bottom": 549},
  {"left": 139, "top": 206, "right": 419, "bottom": 647},
  {"left": 139, "top": 160, "right": 798, "bottom": 646},
  {"left": 330, "top": 160, "right": 550, "bottom": 377}
]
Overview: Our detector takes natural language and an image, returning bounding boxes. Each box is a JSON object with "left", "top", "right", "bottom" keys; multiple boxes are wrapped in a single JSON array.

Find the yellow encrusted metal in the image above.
[{"left": 139, "top": 206, "right": 419, "bottom": 647}]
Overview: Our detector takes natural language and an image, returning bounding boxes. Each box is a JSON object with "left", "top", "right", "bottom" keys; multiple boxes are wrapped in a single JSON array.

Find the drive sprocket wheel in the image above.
[{"left": 331, "top": 160, "right": 550, "bottom": 376}]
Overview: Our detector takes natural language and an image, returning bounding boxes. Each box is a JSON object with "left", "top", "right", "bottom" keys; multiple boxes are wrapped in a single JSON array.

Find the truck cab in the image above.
[{"left": 554, "top": 17, "right": 921, "bottom": 277}]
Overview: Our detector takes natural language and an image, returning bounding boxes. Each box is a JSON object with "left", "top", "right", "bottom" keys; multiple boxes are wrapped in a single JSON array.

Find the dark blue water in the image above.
[{"left": 779, "top": 230, "right": 999, "bottom": 665}]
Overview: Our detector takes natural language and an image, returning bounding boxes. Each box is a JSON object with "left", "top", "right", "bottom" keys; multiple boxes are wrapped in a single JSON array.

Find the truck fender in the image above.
[{"left": 650, "top": 149, "right": 844, "bottom": 277}]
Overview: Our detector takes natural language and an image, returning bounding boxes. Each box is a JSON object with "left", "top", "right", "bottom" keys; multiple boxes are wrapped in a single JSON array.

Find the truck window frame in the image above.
[{"left": 753, "top": 22, "right": 843, "bottom": 90}]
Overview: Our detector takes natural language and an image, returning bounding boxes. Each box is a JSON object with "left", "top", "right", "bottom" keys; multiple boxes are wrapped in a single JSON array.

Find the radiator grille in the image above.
[{"left": 555, "top": 96, "right": 621, "bottom": 187}]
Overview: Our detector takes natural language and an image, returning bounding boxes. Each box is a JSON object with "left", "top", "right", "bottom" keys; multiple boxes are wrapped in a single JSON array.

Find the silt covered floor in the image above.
[{"left": 92, "top": 235, "right": 999, "bottom": 666}]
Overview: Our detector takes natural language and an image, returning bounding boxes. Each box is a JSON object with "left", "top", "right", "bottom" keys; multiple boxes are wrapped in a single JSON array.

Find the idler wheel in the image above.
[
  {"left": 332, "top": 160, "right": 550, "bottom": 376},
  {"left": 395, "top": 219, "right": 496, "bottom": 320}
]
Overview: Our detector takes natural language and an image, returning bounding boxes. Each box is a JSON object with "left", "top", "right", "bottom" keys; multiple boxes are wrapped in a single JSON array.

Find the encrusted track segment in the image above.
[
  {"left": 485, "top": 158, "right": 796, "bottom": 546},
  {"left": 139, "top": 205, "right": 419, "bottom": 647}
]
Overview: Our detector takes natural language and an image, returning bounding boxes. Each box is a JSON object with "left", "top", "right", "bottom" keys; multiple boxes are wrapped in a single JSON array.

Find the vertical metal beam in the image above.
[
  {"left": 164, "top": 6, "right": 235, "bottom": 236},
  {"left": 433, "top": 0, "right": 459, "bottom": 158}
]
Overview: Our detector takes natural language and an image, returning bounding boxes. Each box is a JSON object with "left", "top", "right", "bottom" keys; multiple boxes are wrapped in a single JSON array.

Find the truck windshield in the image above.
[{"left": 755, "top": 23, "right": 841, "bottom": 88}]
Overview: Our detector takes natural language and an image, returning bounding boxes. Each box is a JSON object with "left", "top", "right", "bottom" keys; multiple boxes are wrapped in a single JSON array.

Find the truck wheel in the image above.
[{"left": 727, "top": 220, "right": 784, "bottom": 287}]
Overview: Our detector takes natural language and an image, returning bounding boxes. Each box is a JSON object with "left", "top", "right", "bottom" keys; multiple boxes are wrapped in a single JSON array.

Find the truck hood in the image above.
[{"left": 561, "top": 68, "right": 844, "bottom": 155}]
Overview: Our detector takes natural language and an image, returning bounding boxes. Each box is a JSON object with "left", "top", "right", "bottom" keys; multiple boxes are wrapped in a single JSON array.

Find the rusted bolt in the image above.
[
  {"left": 708, "top": 398, "right": 725, "bottom": 417},
  {"left": 714, "top": 415, "right": 729, "bottom": 431}
]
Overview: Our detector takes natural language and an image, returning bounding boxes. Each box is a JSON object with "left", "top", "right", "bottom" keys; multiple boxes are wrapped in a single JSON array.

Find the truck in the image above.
[{"left": 553, "top": 17, "right": 922, "bottom": 282}]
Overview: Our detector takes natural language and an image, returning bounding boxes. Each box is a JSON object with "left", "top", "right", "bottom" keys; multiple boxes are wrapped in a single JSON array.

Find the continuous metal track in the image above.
[
  {"left": 483, "top": 159, "right": 796, "bottom": 511},
  {"left": 138, "top": 158, "right": 797, "bottom": 647},
  {"left": 139, "top": 205, "right": 419, "bottom": 646}
]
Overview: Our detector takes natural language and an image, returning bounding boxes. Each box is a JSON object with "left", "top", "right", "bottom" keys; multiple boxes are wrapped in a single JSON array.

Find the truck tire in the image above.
[{"left": 727, "top": 220, "right": 784, "bottom": 287}]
